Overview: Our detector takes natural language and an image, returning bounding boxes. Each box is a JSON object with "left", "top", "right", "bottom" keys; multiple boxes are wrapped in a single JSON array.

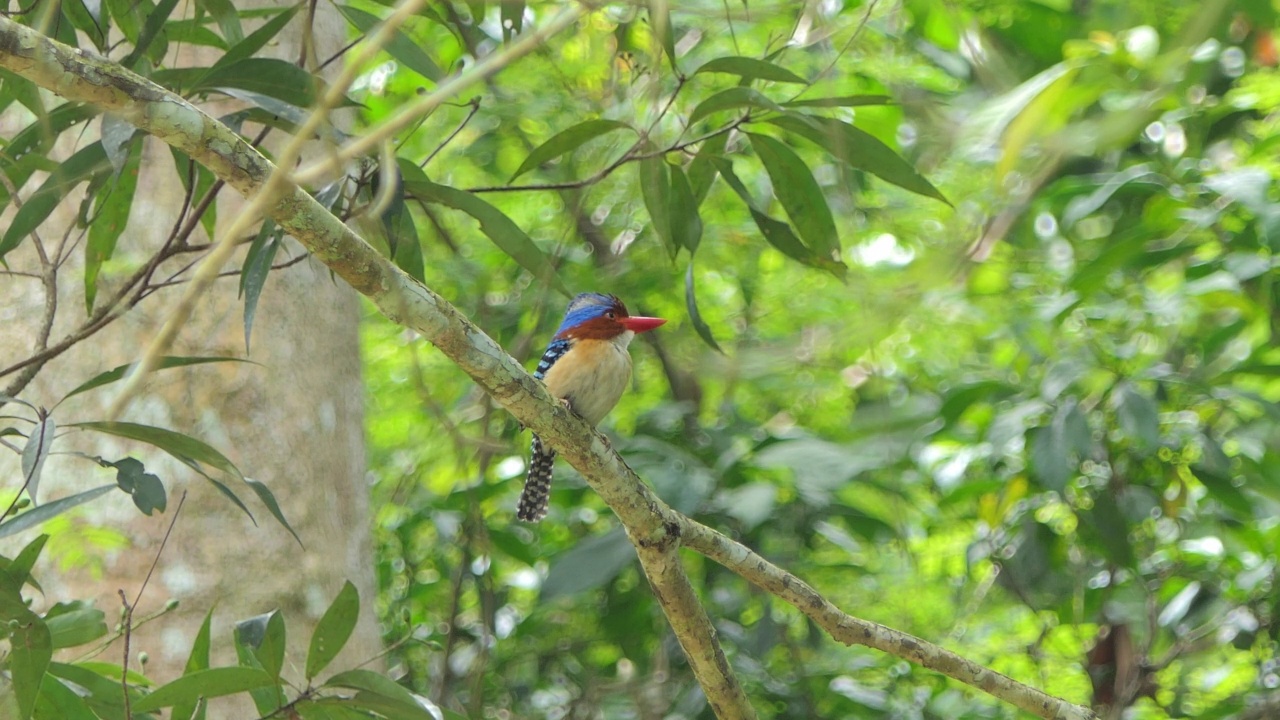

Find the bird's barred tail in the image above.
[{"left": 517, "top": 435, "right": 555, "bottom": 522}]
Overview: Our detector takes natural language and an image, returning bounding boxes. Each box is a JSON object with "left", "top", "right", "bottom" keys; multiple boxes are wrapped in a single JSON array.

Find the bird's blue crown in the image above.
[{"left": 555, "top": 293, "right": 626, "bottom": 337}]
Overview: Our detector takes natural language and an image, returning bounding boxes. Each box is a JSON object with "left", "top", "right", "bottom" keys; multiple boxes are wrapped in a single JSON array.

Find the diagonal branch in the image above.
[{"left": 0, "top": 15, "right": 1094, "bottom": 720}]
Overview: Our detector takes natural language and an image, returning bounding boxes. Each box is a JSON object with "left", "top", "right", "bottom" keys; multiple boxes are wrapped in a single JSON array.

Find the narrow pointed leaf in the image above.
[
  {"left": 1, "top": 142, "right": 110, "bottom": 261},
  {"left": 542, "top": 529, "right": 635, "bottom": 598},
  {"left": 648, "top": 0, "right": 677, "bottom": 72},
  {"left": 235, "top": 610, "right": 286, "bottom": 681},
  {"left": 668, "top": 165, "right": 702, "bottom": 254},
  {"left": 766, "top": 113, "right": 950, "bottom": 205},
  {"left": 747, "top": 133, "right": 839, "bottom": 258},
  {"left": 194, "top": 58, "right": 327, "bottom": 109},
  {"left": 689, "top": 87, "right": 784, "bottom": 124},
  {"left": 241, "top": 222, "right": 283, "bottom": 354},
  {"left": 63, "top": 356, "right": 253, "bottom": 401},
  {"left": 171, "top": 606, "right": 216, "bottom": 720},
  {"left": 6, "top": 608, "right": 50, "bottom": 720},
  {"left": 401, "top": 169, "right": 569, "bottom": 295},
  {"left": 121, "top": 0, "right": 179, "bottom": 68},
  {"left": 85, "top": 137, "right": 142, "bottom": 313},
  {"left": 687, "top": 132, "right": 728, "bottom": 205},
  {"left": 70, "top": 421, "right": 242, "bottom": 479},
  {"left": 638, "top": 151, "right": 675, "bottom": 257},
  {"left": 245, "top": 479, "right": 300, "bottom": 545},
  {"left": 21, "top": 416, "right": 55, "bottom": 505},
  {"left": 783, "top": 95, "right": 894, "bottom": 108},
  {"left": 685, "top": 263, "right": 722, "bottom": 352},
  {"left": 131, "top": 668, "right": 275, "bottom": 712},
  {"left": 201, "top": 0, "right": 243, "bottom": 43},
  {"left": 511, "top": 119, "right": 633, "bottom": 181},
  {"left": 208, "top": 5, "right": 301, "bottom": 73},
  {"left": 336, "top": 5, "right": 443, "bottom": 81},
  {"left": 306, "top": 581, "right": 360, "bottom": 680},
  {"left": 0, "top": 486, "right": 115, "bottom": 538},
  {"left": 694, "top": 56, "right": 807, "bottom": 84}
]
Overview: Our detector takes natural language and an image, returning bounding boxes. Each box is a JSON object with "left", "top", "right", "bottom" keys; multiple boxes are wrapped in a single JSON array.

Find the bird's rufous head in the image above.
[{"left": 555, "top": 293, "right": 666, "bottom": 340}]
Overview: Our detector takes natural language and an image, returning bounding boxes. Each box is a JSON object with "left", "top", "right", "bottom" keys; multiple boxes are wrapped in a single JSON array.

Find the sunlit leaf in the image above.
[
  {"left": 0, "top": 486, "right": 115, "bottom": 539},
  {"left": 747, "top": 132, "right": 839, "bottom": 259},
  {"left": 782, "top": 94, "right": 893, "bottom": 108},
  {"left": 690, "top": 87, "right": 784, "bottom": 124}
]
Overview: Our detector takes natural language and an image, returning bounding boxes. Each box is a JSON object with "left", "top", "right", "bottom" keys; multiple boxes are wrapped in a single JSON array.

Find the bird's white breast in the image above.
[{"left": 542, "top": 332, "right": 635, "bottom": 426}]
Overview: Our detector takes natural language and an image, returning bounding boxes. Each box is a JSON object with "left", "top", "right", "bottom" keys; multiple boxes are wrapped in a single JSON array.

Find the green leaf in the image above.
[
  {"left": 378, "top": 174, "right": 425, "bottom": 285},
  {"left": 34, "top": 676, "right": 96, "bottom": 720},
  {"left": 1, "top": 142, "right": 110, "bottom": 262},
  {"left": 62, "top": 356, "right": 251, "bottom": 402},
  {"left": 1079, "top": 491, "right": 1135, "bottom": 568},
  {"left": 1112, "top": 382, "right": 1159, "bottom": 451},
  {"left": 200, "top": 0, "right": 243, "bottom": 43},
  {"left": 401, "top": 169, "right": 569, "bottom": 295},
  {"left": 1192, "top": 465, "right": 1253, "bottom": 517},
  {"left": 46, "top": 661, "right": 145, "bottom": 719},
  {"left": 685, "top": 263, "right": 722, "bottom": 353},
  {"left": 107, "top": 457, "right": 166, "bottom": 516},
  {"left": 132, "top": 667, "right": 275, "bottom": 712},
  {"left": 0, "top": 486, "right": 115, "bottom": 539},
  {"left": 84, "top": 138, "right": 142, "bottom": 313},
  {"left": 235, "top": 610, "right": 286, "bottom": 682},
  {"left": 667, "top": 165, "right": 702, "bottom": 255},
  {"left": 687, "top": 131, "right": 728, "bottom": 205},
  {"left": 689, "top": 87, "right": 784, "bottom": 124},
  {"left": 511, "top": 119, "right": 633, "bottom": 181},
  {"left": 245, "top": 479, "right": 300, "bottom": 545},
  {"left": 1029, "top": 398, "right": 1090, "bottom": 492},
  {"left": 323, "top": 669, "right": 436, "bottom": 720},
  {"left": 172, "top": 606, "right": 215, "bottom": 720},
  {"left": 193, "top": 58, "right": 326, "bottom": 109},
  {"left": 542, "top": 528, "right": 636, "bottom": 599},
  {"left": 998, "top": 64, "right": 1079, "bottom": 181},
  {"left": 336, "top": 5, "right": 443, "bottom": 81},
  {"left": 694, "top": 56, "right": 807, "bottom": 84},
  {"left": 710, "top": 156, "right": 846, "bottom": 277},
  {"left": 747, "top": 132, "right": 840, "bottom": 259},
  {"left": 45, "top": 607, "right": 107, "bottom": 649},
  {"left": 1, "top": 596, "right": 51, "bottom": 720},
  {"left": 207, "top": 5, "right": 301, "bottom": 74},
  {"left": 240, "top": 222, "right": 284, "bottom": 354},
  {"left": 782, "top": 94, "right": 894, "bottom": 108},
  {"left": 21, "top": 415, "right": 55, "bottom": 504},
  {"left": 765, "top": 113, "right": 950, "bottom": 205},
  {"left": 5, "top": 534, "right": 48, "bottom": 590},
  {"left": 70, "top": 421, "right": 242, "bottom": 479},
  {"left": 0, "top": 103, "right": 97, "bottom": 206},
  {"left": 648, "top": 0, "right": 677, "bottom": 72},
  {"left": 306, "top": 581, "right": 360, "bottom": 680},
  {"left": 121, "top": 0, "right": 178, "bottom": 68},
  {"left": 638, "top": 149, "right": 674, "bottom": 257},
  {"left": 61, "top": 1, "right": 108, "bottom": 52}
]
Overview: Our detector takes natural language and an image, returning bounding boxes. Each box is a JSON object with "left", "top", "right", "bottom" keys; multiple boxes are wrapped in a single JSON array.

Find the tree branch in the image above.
[{"left": 0, "top": 15, "right": 1095, "bottom": 720}]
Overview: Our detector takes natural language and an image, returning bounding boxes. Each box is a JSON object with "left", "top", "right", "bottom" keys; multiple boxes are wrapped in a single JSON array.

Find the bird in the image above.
[{"left": 517, "top": 293, "right": 666, "bottom": 522}]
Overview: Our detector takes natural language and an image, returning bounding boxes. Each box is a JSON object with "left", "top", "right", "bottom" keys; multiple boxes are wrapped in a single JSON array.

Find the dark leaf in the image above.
[
  {"left": 336, "top": 5, "right": 443, "bottom": 81},
  {"left": 1079, "top": 491, "right": 1136, "bottom": 568},
  {"left": 193, "top": 59, "right": 328, "bottom": 109},
  {"left": 324, "top": 669, "right": 438, "bottom": 719},
  {"left": 694, "top": 56, "right": 807, "bottom": 84},
  {"left": 207, "top": 5, "right": 300, "bottom": 73},
  {"left": 510, "top": 119, "right": 633, "bottom": 181},
  {"left": 687, "top": 131, "right": 728, "bottom": 205},
  {"left": 200, "top": 0, "right": 243, "bottom": 43},
  {"left": 1192, "top": 465, "right": 1252, "bottom": 517},
  {"left": 1112, "top": 382, "right": 1159, "bottom": 451},
  {"left": 70, "top": 421, "right": 242, "bottom": 479},
  {"left": 306, "top": 581, "right": 359, "bottom": 680},
  {"left": 747, "top": 132, "right": 840, "bottom": 259},
  {"left": 121, "top": 0, "right": 179, "bottom": 68},
  {"left": 241, "top": 222, "right": 284, "bottom": 354},
  {"left": 107, "top": 457, "right": 166, "bottom": 516},
  {"left": 685, "top": 263, "right": 722, "bottom": 352},
  {"left": 766, "top": 113, "right": 950, "bottom": 205},
  {"left": 667, "top": 165, "right": 702, "bottom": 254},
  {"left": 245, "top": 479, "right": 301, "bottom": 545}
]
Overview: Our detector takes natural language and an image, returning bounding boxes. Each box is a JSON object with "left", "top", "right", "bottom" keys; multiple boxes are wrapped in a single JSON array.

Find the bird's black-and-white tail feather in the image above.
[{"left": 517, "top": 434, "right": 555, "bottom": 522}]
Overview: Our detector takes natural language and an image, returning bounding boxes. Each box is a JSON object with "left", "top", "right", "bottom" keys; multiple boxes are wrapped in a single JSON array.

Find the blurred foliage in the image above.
[{"left": 356, "top": 1, "right": 1280, "bottom": 719}]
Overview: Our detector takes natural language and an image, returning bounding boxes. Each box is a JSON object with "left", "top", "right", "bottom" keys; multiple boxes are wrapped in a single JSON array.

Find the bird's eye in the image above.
[{"left": 606, "top": 311, "right": 616, "bottom": 319}]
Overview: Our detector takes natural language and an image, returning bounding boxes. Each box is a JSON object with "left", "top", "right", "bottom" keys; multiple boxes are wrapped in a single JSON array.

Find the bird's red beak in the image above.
[{"left": 619, "top": 316, "right": 666, "bottom": 333}]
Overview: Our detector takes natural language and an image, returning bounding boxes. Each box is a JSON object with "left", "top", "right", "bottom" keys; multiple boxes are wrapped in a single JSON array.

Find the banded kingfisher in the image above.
[{"left": 517, "top": 293, "right": 666, "bottom": 522}]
